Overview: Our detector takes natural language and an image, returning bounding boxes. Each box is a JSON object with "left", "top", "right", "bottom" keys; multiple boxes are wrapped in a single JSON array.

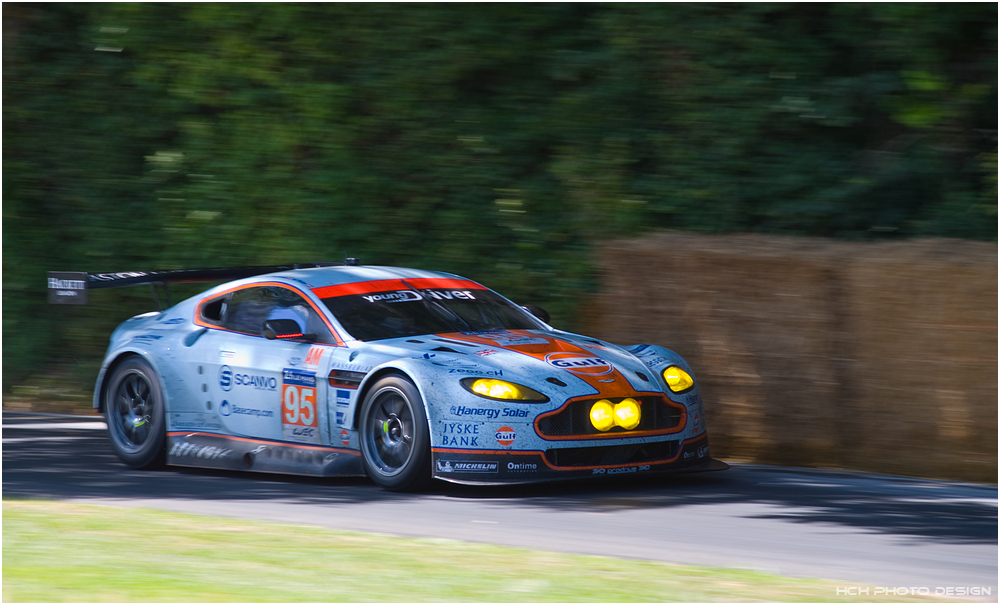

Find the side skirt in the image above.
[{"left": 166, "top": 431, "right": 365, "bottom": 478}]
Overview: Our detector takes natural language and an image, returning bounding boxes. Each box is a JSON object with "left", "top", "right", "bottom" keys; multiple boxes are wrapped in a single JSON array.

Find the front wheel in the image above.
[
  {"left": 104, "top": 357, "right": 167, "bottom": 469},
  {"left": 359, "top": 374, "right": 431, "bottom": 491}
]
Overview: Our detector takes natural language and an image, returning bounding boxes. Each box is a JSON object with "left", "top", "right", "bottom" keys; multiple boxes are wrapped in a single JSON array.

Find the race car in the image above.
[{"left": 47, "top": 262, "right": 727, "bottom": 490}]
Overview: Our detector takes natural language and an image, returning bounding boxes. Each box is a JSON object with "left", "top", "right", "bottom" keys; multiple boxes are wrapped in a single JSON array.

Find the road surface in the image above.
[{"left": 4, "top": 412, "right": 996, "bottom": 596}]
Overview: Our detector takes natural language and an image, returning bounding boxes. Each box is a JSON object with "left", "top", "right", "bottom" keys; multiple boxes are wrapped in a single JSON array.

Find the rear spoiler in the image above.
[{"left": 47, "top": 261, "right": 353, "bottom": 309}]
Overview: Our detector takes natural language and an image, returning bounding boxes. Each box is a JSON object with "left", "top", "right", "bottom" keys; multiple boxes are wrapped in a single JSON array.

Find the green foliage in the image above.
[{"left": 3, "top": 4, "right": 996, "bottom": 390}]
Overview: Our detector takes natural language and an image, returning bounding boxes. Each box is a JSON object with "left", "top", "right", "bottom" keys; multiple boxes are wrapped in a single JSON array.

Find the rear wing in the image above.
[{"left": 47, "top": 261, "right": 351, "bottom": 309}]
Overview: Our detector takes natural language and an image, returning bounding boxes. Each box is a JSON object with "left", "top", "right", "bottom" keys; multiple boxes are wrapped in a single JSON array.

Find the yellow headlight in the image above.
[
  {"left": 461, "top": 378, "right": 549, "bottom": 402},
  {"left": 470, "top": 379, "right": 522, "bottom": 400},
  {"left": 663, "top": 366, "right": 694, "bottom": 392},
  {"left": 590, "top": 400, "right": 615, "bottom": 432},
  {"left": 613, "top": 398, "right": 641, "bottom": 430}
]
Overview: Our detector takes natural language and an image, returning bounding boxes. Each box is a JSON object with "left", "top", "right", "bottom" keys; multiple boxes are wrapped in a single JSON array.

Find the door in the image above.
[{"left": 203, "top": 284, "right": 338, "bottom": 445}]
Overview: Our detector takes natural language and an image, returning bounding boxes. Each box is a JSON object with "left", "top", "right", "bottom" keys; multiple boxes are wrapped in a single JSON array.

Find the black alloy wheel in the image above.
[
  {"left": 104, "top": 357, "right": 167, "bottom": 469},
  {"left": 359, "top": 374, "right": 431, "bottom": 491}
]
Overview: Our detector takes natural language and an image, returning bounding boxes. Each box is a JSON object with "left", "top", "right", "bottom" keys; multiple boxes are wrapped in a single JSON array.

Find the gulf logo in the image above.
[
  {"left": 544, "top": 352, "right": 613, "bottom": 376},
  {"left": 495, "top": 426, "right": 516, "bottom": 447},
  {"left": 340, "top": 430, "right": 351, "bottom": 447}
]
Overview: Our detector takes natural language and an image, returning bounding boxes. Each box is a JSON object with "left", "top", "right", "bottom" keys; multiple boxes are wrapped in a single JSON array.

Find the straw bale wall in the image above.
[{"left": 585, "top": 233, "right": 997, "bottom": 482}]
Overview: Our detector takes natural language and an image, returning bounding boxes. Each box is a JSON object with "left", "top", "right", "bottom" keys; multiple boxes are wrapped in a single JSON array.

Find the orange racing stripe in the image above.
[{"left": 442, "top": 330, "right": 641, "bottom": 399}]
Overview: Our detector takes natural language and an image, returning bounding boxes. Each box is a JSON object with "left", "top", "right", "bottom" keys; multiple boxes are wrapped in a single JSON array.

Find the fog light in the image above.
[
  {"left": 663, "top": 366, "right": 694, "bottom": 392},
  {"left": 613, "top": 398, "right": 641, "bottom": 430},
  {"left": 590, "top": 400, "right": 614, "bottom": 431}
]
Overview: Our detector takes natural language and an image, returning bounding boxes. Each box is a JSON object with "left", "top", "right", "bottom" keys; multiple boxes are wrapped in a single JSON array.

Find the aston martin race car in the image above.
[{"left": 48, "top": 262, "right": 726, "bottom": 490}]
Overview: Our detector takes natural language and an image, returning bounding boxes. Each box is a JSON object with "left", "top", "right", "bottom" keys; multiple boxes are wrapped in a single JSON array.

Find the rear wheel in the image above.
[
  {"left": 359, "top": 374, "right": 431, "bottom": 491},
  {"left": 104, "top": 357, "right": 166, "bottom": 469}
]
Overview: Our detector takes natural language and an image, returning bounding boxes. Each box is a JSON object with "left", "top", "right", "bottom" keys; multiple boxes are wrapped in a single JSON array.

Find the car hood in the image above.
[{"left": 362, "top": 329, "right": 663, "bottom": 398}]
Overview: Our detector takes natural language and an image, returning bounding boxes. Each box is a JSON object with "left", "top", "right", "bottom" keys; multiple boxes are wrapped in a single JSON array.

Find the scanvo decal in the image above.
[
  {"left": 220, "top": 365, "right": 278, "bottom": 391},
  {"left": 544, "top": 352, "right": 613, "bottom": 376},
  {"left": 219, "top": 366, "right": 233, "bottom": 391}
]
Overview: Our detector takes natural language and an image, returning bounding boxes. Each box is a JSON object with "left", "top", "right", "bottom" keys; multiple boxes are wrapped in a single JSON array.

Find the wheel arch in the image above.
[
  {"left": 93, "top": 350, "right": 168, "bottom": 414},
  {"left": 351, "top": 365, "right": 433, "bottom": 431}
]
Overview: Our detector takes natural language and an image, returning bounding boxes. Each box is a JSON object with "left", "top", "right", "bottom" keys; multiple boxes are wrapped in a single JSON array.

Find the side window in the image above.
[
  {"left": 199, "top": 295, "right": 228, "bottom": 326},
  {"left": 224, "top": 288, "right": 271, "bottom": 336},
  {"left": 224, "top": 286, "right": 335, "bottom": 343}
]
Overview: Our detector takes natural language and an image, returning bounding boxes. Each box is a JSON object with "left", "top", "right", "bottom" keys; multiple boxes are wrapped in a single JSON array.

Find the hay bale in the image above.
[{"left": 587, "top": 232, "right": 997, "bottom": 482}]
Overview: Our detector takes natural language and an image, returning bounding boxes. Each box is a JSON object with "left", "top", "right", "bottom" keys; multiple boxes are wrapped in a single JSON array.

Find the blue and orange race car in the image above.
[{"left": 48, "top": 262, "right": 727, "bottom": 490}]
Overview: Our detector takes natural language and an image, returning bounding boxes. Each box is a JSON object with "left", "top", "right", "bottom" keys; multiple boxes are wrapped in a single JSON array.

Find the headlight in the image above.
[
  {"left": 663, "top": 366, "right": 694, "bottom": 393},
  {"left": 460, "top": 378, "right": 549, "bottom": 403}
]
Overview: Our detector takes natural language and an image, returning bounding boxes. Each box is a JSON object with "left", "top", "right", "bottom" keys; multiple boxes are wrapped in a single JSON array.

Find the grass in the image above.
[{"left": 3, "top": 500, "right": 942, "bottom": 603}]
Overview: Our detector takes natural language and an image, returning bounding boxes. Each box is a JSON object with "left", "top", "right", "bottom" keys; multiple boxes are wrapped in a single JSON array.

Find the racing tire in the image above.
[
  {"left": 104, "top": 357, "right": 167, "bottom": 469},
  {"left": 359, "top": 374, "right": 431, "bottom": 491}
]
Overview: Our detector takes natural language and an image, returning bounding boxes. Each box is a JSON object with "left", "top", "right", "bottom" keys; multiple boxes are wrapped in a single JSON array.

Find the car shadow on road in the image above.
[
  {"left": 4, "top": 430, "right": 996, "bottom": 546},
  {"left": 442, "top": 466, "right": 997, "bottom": 546}
]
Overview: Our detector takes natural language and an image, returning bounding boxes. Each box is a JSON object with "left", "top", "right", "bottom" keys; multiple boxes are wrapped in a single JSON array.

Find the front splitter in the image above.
[{"left": 431, "top": 434, "right": 722, "bottom": 485}]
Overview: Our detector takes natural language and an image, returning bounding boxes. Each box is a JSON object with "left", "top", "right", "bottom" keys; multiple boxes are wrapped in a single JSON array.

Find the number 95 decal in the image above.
[
  {"left": 283, "top": 384, "right": 316, "bottom": 425},
  {"left": 281, "top": 368, "right": 320, "bottom": 443}
]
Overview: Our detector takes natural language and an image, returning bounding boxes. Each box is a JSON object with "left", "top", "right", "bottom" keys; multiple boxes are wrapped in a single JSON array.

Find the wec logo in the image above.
[{"left": 544, "top": 352, "right": 613, "bottom": 376}]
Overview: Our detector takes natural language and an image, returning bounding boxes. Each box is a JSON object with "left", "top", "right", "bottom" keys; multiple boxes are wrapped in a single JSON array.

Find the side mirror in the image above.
[
  {"left": 263, "top": 319, "right": 316, "bottom": 342},
  {"left": 521, "top": 304, "right": 550, "bottom": 324}
]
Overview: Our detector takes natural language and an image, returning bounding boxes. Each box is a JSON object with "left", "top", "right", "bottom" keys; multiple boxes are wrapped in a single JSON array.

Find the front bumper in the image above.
[{"left": 431, "top": 433, "right": 723, "bottom": 484}]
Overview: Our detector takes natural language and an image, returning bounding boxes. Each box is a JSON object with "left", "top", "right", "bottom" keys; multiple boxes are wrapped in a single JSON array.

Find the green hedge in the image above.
[{"left": 3, "top": 4, "right": 996, "bottom": 390}]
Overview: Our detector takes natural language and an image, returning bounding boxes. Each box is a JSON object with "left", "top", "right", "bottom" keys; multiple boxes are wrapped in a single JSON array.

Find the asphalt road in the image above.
[{"left": 4, "top": 412, "right": 997, "bottom": 596}]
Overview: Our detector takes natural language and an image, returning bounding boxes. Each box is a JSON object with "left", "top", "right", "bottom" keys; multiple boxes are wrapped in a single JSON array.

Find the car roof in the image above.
[{"left": 264, "top": 265, "right": 468, "bottom": 290}]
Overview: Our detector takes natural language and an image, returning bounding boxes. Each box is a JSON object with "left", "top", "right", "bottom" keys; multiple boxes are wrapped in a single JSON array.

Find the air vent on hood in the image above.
[
  {"left": 432, "top": 338, "right": 478, "bottom": 347},
  {"left": 547, "top": 377, "right": 568, "bottom": 387},
  {"left": 407, "top": 339, "right": 424, "bottom": 343},
  {"left": 636, "top": 371, "right": 649, "bottom": 382},
  {"left": 431, "top": 346, "right": 464, "bottom": 354}
]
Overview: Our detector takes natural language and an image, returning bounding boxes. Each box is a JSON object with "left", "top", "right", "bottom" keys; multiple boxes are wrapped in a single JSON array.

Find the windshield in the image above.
[{"left": 320, "top": 286, "right": 544, "bottom": 341}]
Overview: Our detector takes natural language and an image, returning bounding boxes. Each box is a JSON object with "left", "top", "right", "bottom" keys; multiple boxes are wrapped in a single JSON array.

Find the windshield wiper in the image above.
[{"left": 401, "top": 279, "right": 473, "bottom": 332}]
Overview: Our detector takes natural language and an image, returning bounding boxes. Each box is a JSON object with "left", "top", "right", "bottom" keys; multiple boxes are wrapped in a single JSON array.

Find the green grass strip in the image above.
[{"left": 3, "top": 500, "right": 940, "bottom": 602}]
